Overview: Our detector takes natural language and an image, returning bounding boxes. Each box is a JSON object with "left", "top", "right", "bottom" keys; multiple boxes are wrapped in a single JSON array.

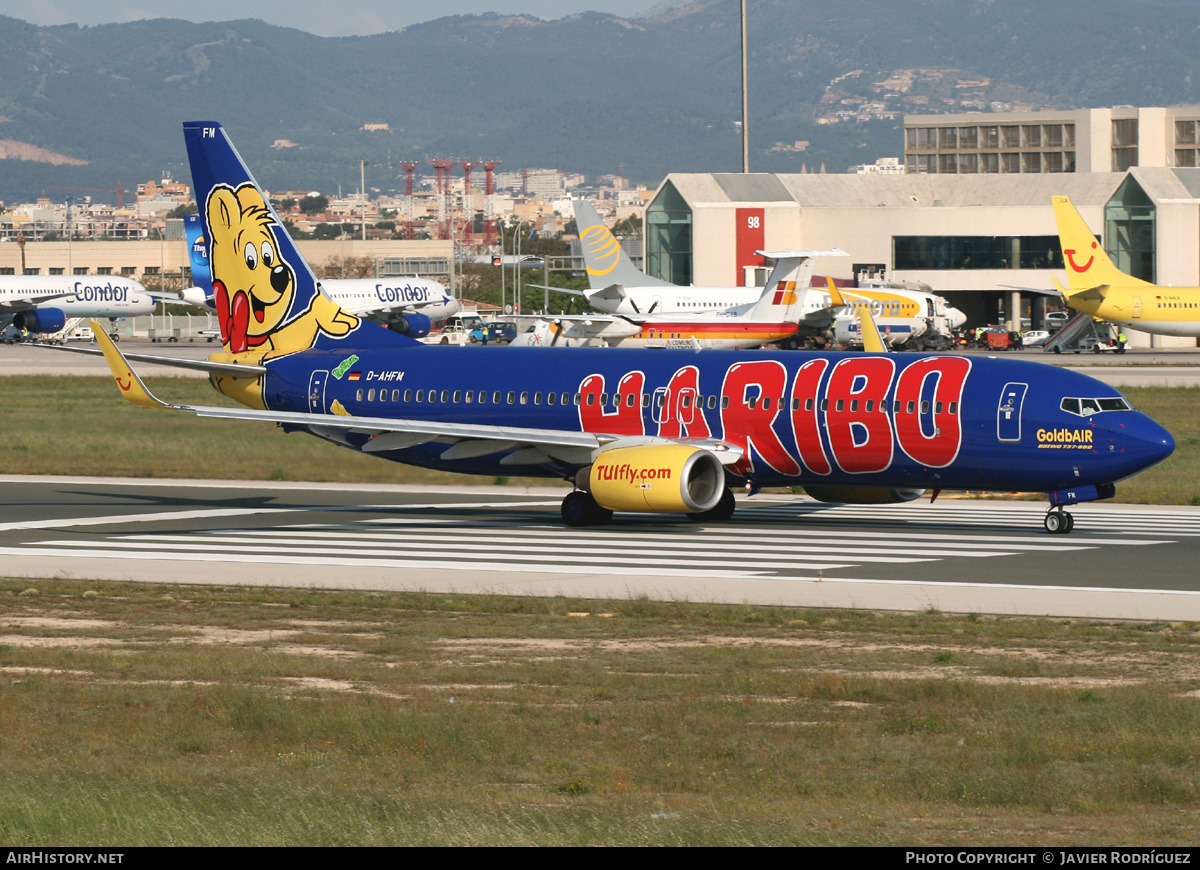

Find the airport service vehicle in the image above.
[
  {"left": 1022, "top": 330, "right": 1051, "bottom": 347},
  {"left": 78, "top": 122, "right": 1175, "bottom": 536},
  {"left": 468, "top": 322, "right": 517, "bottom": 344}
]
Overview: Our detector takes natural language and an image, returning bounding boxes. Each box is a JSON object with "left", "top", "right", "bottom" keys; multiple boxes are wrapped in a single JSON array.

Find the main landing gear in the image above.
[
  {"left": 561, "top": 491, "right": 613, "bottom": 527},
  {"left": 1044, "top": 506, "right": 1075, "bottom": 534},
  {"left": 559, "top": 487, "right": 739, "bottom": 527}
]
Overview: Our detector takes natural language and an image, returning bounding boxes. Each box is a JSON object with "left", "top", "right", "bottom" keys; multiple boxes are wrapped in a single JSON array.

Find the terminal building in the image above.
[{"left": 643, "top": 106, "right": 1200, "bottom": 347}]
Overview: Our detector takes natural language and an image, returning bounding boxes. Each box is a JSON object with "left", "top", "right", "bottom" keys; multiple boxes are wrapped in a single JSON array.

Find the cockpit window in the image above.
[{"left": 1061, "top": 396, "right": 1132, "bottom": 416}]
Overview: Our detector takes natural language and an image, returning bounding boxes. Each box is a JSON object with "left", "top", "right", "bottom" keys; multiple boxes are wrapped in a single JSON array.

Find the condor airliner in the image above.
[
  {"left": 178, "top": 214, "right": 457, "bottom": 339},
  {"left": 79, "top": 122, "right": 1174, "bottom": 535},
  {"left": 1, "top": 275, "right": 154, "bottom": 338}
]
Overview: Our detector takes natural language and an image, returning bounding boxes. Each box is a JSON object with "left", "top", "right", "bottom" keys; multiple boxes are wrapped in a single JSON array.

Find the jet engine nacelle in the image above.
[
  {"left": 579, "top": 445, "right": 725, "bottom": 514},
  {"left": 180, "top": 286, "right": 212, "bottom": 308},
  {"left": 13, "top": 309, "right": 67, "bottom": 334},
  {"left": 389, "top": 313, "right": 432, "bottom": 338},
  {"left": 803, "top": 485, "right": 925, "bottom": 505}
]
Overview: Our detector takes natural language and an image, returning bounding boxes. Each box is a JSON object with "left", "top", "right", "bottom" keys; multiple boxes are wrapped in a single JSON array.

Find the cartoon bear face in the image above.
[{"left": 206, "top": 184, "right": 296, "bottom": 353}]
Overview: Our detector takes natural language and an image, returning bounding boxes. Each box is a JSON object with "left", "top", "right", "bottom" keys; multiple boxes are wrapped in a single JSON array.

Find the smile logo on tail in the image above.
[
  {"left": 581, "top": 224, "right": 621, "bottom": 277},
  {"left": 1065, "top": 241, "right": 1097, "bottom": 273}
]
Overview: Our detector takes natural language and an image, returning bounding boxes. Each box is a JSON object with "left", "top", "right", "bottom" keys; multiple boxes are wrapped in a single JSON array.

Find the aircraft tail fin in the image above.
[
  {"left": 573, "top": 200, "right": 672, "bottom": 290},
  {"left": 747, "top": 249, "right": 847, "bottom": 322},
  {"left": 180, "top": 214, "right": 214, "bottom": 308},
  {"left": 1052, "top": 195, "right": 1153, "bottom": 294},
  {"left": 857, "top": 308, "right": 889, "bottom": 353},
  {"left": 182, "top": 121, "right": 409, "bottom": 355}
]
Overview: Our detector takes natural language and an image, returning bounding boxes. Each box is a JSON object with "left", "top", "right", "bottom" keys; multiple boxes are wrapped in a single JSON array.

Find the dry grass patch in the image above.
[{"left": 2, "top": 580, "right": 1200, "bottom": 845}]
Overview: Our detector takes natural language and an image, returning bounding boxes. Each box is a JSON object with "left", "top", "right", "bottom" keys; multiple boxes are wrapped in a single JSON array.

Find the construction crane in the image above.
[{"left": 47, "top": 182, "right": 126, "bottom": 209}]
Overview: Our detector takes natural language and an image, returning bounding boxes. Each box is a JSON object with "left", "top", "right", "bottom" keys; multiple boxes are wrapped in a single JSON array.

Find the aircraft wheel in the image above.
[
  {"left": 1044, "top": 509, "right": 1073, "bottom": 534},
  {"left": 1053, "top": 346, "right": 1061, "bottom": 354},
  {"left": 687, "top": 488, "right": 736, "bottom": 523},
  {"left": 562, "top": 491, "right": 609, "bottom": 527}
]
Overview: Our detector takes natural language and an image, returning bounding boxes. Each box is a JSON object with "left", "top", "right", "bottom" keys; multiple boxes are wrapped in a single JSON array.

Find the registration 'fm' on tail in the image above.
[{"left": 1052, "top": 195, "right": 1152, "bottom": 293}]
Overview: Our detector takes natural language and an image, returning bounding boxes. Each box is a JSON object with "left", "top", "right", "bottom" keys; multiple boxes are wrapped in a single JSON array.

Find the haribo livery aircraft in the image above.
[
  {"left": 1, "top": 275, "right": 154, "bottom": 337},
  {"left": 86, "top": 122, "right": 1174, "bottom": 534},
  {"left": 1052, "top": 195, "right": 1200, "bottom": 338},
  {"left": 570, "top": 200, "right": 965, "bottom": 349},
  {"left": 178, "top": 214, "right": 457, "bottom": 339}
]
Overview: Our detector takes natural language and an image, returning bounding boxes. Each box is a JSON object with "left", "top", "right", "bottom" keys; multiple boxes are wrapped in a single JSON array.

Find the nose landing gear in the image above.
[{"left": 1044, "top": 506, "right": 1075, "bottom": 534}]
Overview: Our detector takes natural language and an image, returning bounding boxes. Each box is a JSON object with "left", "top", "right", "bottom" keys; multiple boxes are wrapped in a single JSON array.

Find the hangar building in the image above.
[{"left": 644, "top": 107, "right": 1200, "bottom": 347}]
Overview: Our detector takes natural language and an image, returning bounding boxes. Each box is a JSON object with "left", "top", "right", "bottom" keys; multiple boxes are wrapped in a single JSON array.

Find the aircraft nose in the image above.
[{"left": 1119, "top": 413, "right": 1175, "bottom": 476}]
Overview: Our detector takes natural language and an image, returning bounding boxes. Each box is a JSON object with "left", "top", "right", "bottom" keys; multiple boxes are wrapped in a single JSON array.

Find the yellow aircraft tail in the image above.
[{"left": 1052, "top": 195, "right": 1153, "bottom": 294}]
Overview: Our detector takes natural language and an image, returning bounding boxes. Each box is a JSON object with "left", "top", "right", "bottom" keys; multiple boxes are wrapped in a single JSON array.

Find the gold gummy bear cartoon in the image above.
[{"left": 206, "top": 183, "right": 358, "bottom": 359}]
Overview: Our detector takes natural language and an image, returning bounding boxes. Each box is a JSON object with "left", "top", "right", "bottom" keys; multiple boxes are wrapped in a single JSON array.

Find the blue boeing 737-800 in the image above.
[{"left": 81, "top": 122, "right": 1174, "bottom": 534}]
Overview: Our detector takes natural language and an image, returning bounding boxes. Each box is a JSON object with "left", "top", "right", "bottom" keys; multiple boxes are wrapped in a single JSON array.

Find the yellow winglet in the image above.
[
  {"left": 858, "top": 308, "right": 889, "bottom": 354},
  {"left": 825, "top": 276, "right": 848, "bottom": 308},
  {"left": 89, "top": 320, "right": 179, "bottom": 410}
]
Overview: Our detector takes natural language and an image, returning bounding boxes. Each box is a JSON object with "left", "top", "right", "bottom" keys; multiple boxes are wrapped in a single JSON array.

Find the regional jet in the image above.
[{"left": 570, "top": 200, "right": 965, "bottom": 349}]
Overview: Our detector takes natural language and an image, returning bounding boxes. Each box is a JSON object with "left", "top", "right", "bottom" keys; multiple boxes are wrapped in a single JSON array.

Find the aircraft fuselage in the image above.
[{"left": 253, "top": 345, "right": 1172, "bottom": 495}]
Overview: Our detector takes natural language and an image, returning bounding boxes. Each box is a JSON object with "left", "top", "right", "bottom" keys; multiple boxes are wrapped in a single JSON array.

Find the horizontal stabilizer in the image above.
[
  {"left": 758, "top": 248, "right": 849, "bottom": 260},
  {"left": 31, "top": 339, "right": 268, "bottom": 377}
]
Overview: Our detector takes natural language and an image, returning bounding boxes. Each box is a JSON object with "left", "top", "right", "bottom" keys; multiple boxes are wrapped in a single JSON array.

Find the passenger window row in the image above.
[{"left": 349, "top": 388, "right": 957, "bottom": 416}]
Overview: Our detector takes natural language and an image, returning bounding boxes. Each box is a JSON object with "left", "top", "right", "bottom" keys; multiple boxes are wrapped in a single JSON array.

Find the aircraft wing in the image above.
[
  {"left": 86, "top": 321, "right": 743, "bottom": 466},
  {"left": 997, "top": 283, "right": 1064, "bottom": 298},
  {"left": 0, "top": 291, "right": 76, "bottom": 312},
  {"left": 530, "top": 284, "right": 586, "bottom": 297}
]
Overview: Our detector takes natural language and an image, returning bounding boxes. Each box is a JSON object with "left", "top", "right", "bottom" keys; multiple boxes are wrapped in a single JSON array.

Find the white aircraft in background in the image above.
[
  {"left": 177, "top": 215, "right": 458, "bottom": 337},
  {"left": 1, "top": 274, "right": 155, "bottom": 339},
  {"left": 570, "top": 200, "right": 965, "bottom": 349},
  {"left": 511, "top": 250, "right": 833, "bottom": 349}
]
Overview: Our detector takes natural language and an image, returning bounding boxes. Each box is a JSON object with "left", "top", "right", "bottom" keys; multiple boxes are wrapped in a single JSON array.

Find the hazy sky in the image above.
[{"left": 1, "top": 1, "right": 667, "bottom": 37}]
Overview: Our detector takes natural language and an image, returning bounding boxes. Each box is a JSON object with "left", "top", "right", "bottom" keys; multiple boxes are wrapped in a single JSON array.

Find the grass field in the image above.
[
  {"left": 1, "top": 376, "right": 1197, "bottom": 503},
  {"left": 2, "top": 580, "right": 1200, "bottom": 846}
]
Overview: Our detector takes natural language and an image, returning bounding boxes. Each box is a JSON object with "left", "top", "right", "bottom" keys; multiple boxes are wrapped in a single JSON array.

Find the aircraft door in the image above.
[
  {"left": 651, "top": 387, "right": 670, "bottom": 425},
  {"left": 677, "top": 387, "right": 698, "bottom": 426},
  {"left": 997, "top": 382, "right": 1028, "bottom": 442},
  {"left": 309, "top": 370, "right": 329, "bottom": 414},
  {"left": 1132, "top": 296, "right": 1142, "bottom": 319}
]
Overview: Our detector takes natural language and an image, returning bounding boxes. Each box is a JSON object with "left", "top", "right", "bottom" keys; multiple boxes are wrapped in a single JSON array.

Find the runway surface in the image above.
[{"left": 3, "top": 476, "right": 1198, "bottom": 621}]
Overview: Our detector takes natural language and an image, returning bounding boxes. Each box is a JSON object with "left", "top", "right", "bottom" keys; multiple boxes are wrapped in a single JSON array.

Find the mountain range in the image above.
[{"left": 1, "top": 0, "right": 1199, "bottom": 205}]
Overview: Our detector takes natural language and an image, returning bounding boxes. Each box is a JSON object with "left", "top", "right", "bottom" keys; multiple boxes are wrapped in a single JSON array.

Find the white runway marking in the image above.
[
  {"left": 5, "top": 500, "right": 1190, "bottom": 581},
  {"left": 0, "top": 507, "right": 294, "bottom": 532}
]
